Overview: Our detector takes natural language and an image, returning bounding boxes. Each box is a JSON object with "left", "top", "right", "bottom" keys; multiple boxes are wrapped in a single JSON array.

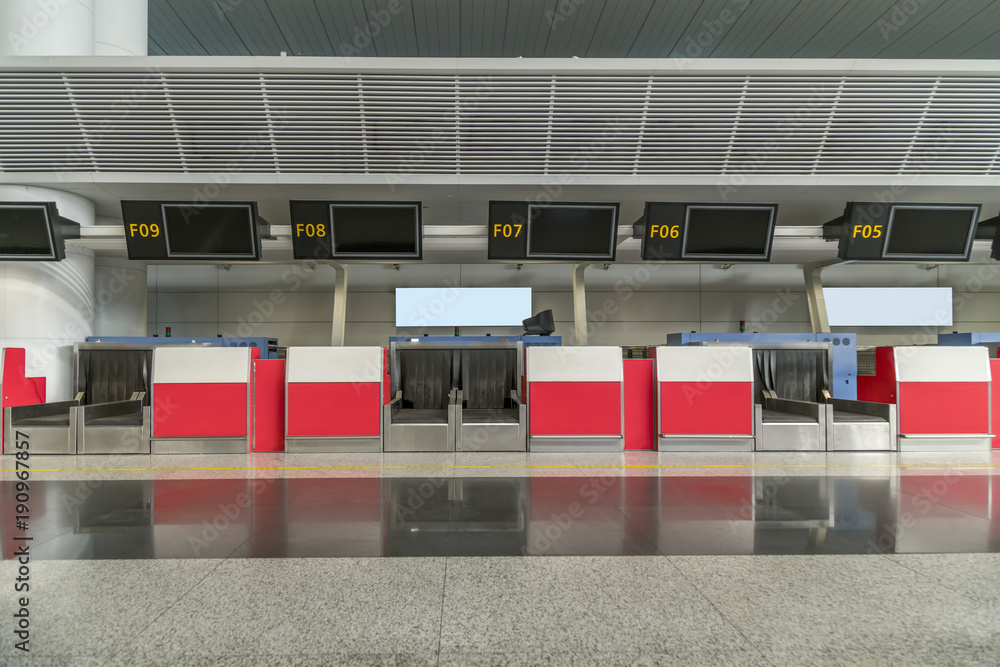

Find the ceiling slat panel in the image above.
[
  {"left": 757, "top": 1, "right": 849, "bottom": 59},
  {"left": 152, "top": 0, "right": 213, "bottom": 55},
  {"left": 490, "top": 0, "right": 509, "bottom": 60},
  {"left": 624, "top": 0, "right": 675, "bottom": 57},
  {"left": 799, "top": 0, "right": 895, "bottom": 58},
  {"left": 219, "top": 0, "right": 286, "bottom": 55},
  {"left": 834, "top": 0, "right": 947, "bottom": 58},
  {"left": 522, "top": 0, "right": 556, "bottom": 58},
  {"left": 710, "top": 0, "right": 772, "bottom": 58},
  {"left": 559, "top": 0, "right": 605, "bottom": 58},
  {"left": 666, "top": 0, "right": 739, "bottom": 58},
  {"left": 502, "top": 0, "right": 524, "bottom": 59},
  {"left": 652, "top": 0, "right": 705, "bottom": 57},
  {"left": 316, "top": 0, "right": 374, "bottom": 57},
  {"left": 143, "top": 0, "right": 1000, "bottom": 58},
  {"left": 357, "top": 0, "right": 390, "bottom": 57},
  {"left": 606, "top": 0, "right": 656, "bottom": 58},
  {"left": 445, "top": 0, "right": 462, "bottom": 59},
  {"left": 2, "top": 70, "right": 998, "bottom": 176},
  {"left": 958, "top": 25, "right": 1000, "bottom": 59},
  {"left": 411, "top": 0, "right": 433, "bottom": 57},
  {"left": 262, "top": 0, "right": 330, "bottom": 56},
  {"left": 725, "top": 0, "right": 794, "bottom": 58},
  {"left": 878, "top": 1, "right": 989, "bottom": 59},
  {"left": 382, "top": 0, "right": 413, "bottom": 58},
  {"left": 395, "top": 0, "right": 422, "bottom": 57}
]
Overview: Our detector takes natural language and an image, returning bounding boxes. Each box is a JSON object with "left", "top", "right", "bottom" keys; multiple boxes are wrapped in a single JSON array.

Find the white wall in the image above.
[
  {"left": 146, "top": 262, "right": 1000, "bottom": 348},
  {"left": 94, "top": 258, "right": 147, "bottom": 336}
]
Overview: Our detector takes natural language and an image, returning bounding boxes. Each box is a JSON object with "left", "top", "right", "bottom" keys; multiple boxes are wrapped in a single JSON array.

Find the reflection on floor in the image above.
[{"left": 4, "top": 474, "right": 998, "bottom": 560}]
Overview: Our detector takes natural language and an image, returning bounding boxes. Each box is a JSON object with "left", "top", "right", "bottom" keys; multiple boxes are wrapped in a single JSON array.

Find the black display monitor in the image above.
[
  {"left": 837, "top": 202, "right": 980, "bottom": 261},
  {"left": 488, "top": 202, "right": 619, "bottom": 261},
  {"left": 640, "top": 203, "right": 777, "bottom": 261},
  {"left": 290, "top": 201, "right": 422, "bottom": 260},
  {"left": 163, "top": 204, "right": 258, "bottom": 258},
  {"left": 332, "top": 203, "right": 420, "bottom": 259},
  {"left": 683, "top": 206, "right": 775, "bottom": 260},
  {"left": 0, "top": 202, "right": 77, "bottom": 261},
  {"left": 883, "top": 206, "right": 979, "bottom": 260},
  {"left": 121, "top": 201, "right": 265, "bottom": 260}
]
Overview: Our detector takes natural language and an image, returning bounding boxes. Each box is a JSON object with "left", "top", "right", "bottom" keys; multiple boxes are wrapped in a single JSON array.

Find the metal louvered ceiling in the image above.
[
  {"left": 1, "top": 66, "right": 999, "bottom": 176},
  {"left": 148, "top": 0, "right": 1000, "bottom": 59}
]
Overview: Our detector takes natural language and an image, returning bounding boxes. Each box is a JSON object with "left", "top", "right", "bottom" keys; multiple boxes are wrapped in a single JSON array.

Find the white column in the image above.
[
  {"left": 94, "top": 0, "right": 146, "bottom": 56},
  {"left": 804, "top": 261, "right": 844, "bottom": 334},
  {"left": 2, "top": 0, "right": 96, "bottom": 56},
  {"left": 1, "top": 185, "right": 96, "bottom": 401},
  {"left": 331, "top": 262, "right": 348, "bottom": 346},
  {"left": 572, "top": 263, "right": 588, "bottom": 346}
]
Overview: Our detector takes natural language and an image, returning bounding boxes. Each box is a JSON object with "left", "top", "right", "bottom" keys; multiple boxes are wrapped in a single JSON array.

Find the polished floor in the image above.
[
  {"left": 2, "top": 451, "right": 999, "bottom": 665},
  {"left": 2, "top": 473, "right": 999, "bottom": 560}
]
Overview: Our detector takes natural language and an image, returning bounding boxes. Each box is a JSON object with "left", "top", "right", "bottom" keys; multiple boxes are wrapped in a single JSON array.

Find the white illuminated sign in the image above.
[
  {"left": 823, "top": 287, "right": 953, "bottom": 327},
  {"left": 395, "top": 287, "right": 532, "bottom": 327}
]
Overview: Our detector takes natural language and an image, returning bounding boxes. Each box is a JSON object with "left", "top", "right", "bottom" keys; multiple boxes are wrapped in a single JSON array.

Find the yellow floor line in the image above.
[{"left": 2, "top": 462, "right": 999, "bottom": 473}]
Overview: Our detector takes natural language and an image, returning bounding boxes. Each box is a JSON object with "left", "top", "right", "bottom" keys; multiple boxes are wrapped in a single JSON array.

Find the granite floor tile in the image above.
[
  {"left": 114, "top": 650, "right": 440, "bottom": 666},
  {"left": 0, "top": 559, "right": 222, "bottom": 661},
  {"left": 668, "top": 554, "right": 1000, "bottom": 666},
  {"left": 436, "top": 648, "right": 772, "bottom": 666},
  {"left": 118, "top": 558, "right": 447, "bottom": 660},
  {"left": 438, "top": 556, "right": 765, "bottom": 658},
  {"left": 885, "top": 553, "right": 1000, "bottom": 607}
]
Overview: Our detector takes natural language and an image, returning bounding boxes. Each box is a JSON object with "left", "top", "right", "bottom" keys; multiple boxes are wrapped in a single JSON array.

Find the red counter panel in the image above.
[
  {"left": 992, "top": 359, "right": 1000, "bottom": 449},
  {"left": 529, "top": 382, "right": 622, "bottom": 436},
  {"left": 623, "top": 359, "right": 656, "bottom": 450},
  {"left": 154, "top": 383, "right": 248, "bottom": 438},
  {"left": 658, "top": 382, "right": 753, "bottom": 436},
  {"left": 898, "top": 382, "right": 989, "bottom": 435},
  {"left": 857, "top": 347, "right": 897, "bottom": 404},
  {"left": 1, "top": 348, "right": 46, "bottom": 454},
  {"left": 253, "top": 360, "right": 286, "bottom": 452},
  {"left": 287, "top": 382, "right": 382, "bottom": 437}
]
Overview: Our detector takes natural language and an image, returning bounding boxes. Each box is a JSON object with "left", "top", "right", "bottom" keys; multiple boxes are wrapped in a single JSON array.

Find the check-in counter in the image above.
[
  {"left": 77, "top": 399, "right": 150, "bottom": 454},
  {"left": 151, "top": 347, "right": 252, "bottom": 454},
  {"left": 655, "top": 346, "right": 755, "bottom": 451},
  {"left": 285, "top": 346, "right": 384, "bottom": 453},
  {"left": 859, "top": 346, "right": 992, "bottom": 452},
  {"left": 822, "top": 398, "right": 896, "bottom": 452},
  {"left": 4, "top": 400, "right": 80, "bottom": 455},
  {"left": 526, "top": 346, "right": 623, "bottom": 452},
  {"left": 383, "top": 342, "right": 460, "bottom": 452},
  {"left": 456, "top": 342, "right": 526, "bottom": 452}
]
